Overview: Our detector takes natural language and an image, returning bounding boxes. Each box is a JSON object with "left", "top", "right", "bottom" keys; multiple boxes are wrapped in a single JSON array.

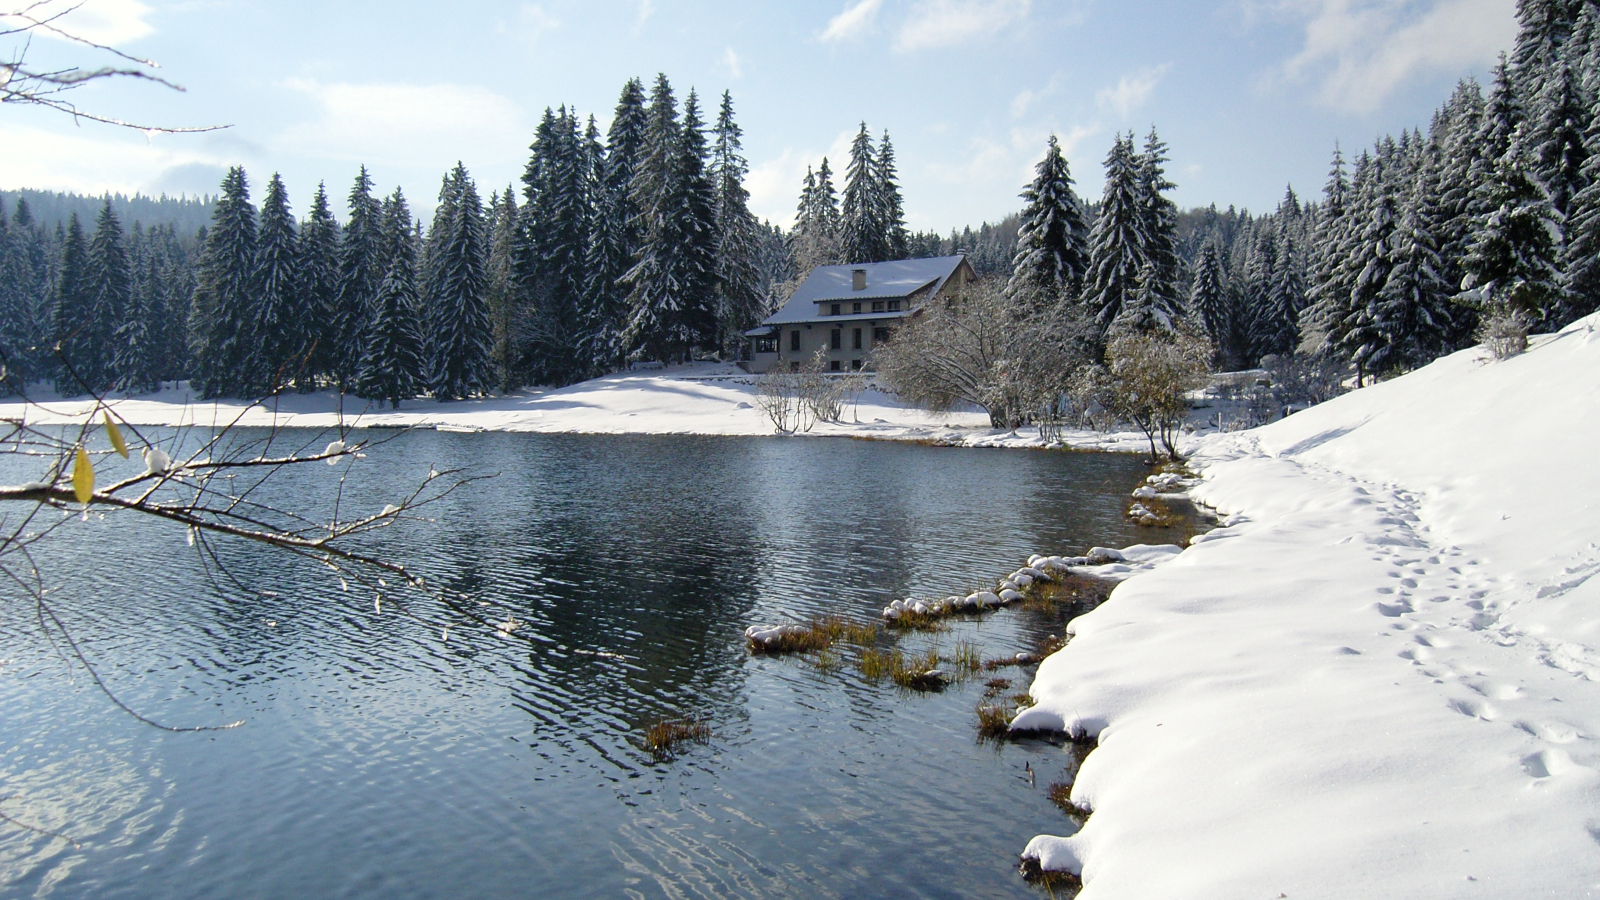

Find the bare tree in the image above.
[
  {"left": 1087, "top": 330, "right": 1211, "bottom": 461},
  {"left": 2, "top": 1, "right": 225, "bottom": 132},
  {"left": 875, "top": 278, "right": 1085, "bottom": 429}
]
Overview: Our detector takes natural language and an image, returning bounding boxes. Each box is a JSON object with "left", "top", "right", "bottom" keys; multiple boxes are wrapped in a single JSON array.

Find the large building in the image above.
[{"left": 743, "top": 255, "right": 976, "bottom": 374}]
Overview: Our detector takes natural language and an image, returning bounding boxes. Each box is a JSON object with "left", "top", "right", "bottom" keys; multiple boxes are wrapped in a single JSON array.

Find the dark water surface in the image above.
[{"left": 0, "top": 431, "right": 1181, "bottom": 899}]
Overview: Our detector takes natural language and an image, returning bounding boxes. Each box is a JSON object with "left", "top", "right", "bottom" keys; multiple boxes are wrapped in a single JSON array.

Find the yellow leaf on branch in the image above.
[
  {"left": 104, "top": 412, "right": 128, "bottom": 459},
  {"left": 72, "top": 447, "right": 95, "bottom": 504}
]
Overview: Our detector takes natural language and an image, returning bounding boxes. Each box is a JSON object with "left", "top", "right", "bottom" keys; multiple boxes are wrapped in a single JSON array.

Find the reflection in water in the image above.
[{"left": 0, "top": 431, "right": 1180, "bottom": 899}]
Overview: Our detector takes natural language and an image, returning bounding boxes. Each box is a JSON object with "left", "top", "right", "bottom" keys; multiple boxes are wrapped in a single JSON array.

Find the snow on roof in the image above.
[{"left": 758, "top": 256, "right": 969, "bottom": 328}]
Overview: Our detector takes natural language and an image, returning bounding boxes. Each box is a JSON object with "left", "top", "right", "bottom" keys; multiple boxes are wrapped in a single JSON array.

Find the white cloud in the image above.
[
  {"left": 496, "top": 4, "right": 559, "bottom": 43},
  {"left": 0, "top": 122, "right": 220, "bottom": 196},
  {"left": 1096, "top": 65, "right": 1170, "bottom": 118},
  {"left": 634, "top": 0, "right": 656, "bottom": 31},
  {"left": 278, "top": 80, "right": 528, "bottom": 170},
  {"left": 747, "top": 130, "right": 856, "bottom": 227},
  {"left": 1268, "top": 0, "right": 1518, "bottom": 113},
  {"left": 1010, "top": 73, "right": 1063, "bottom": 118},
  {"left": 17, "top": 0, "right": 156, "bottom": 47},
  {"left": 821, "top": 0, "right": 883, "bottom": 43},
  {"left": 722, "top": 47, "right": 743, "bottom": 78},
  {"left": 894, "top": 0, "right": 1030, "bottom": 52}
]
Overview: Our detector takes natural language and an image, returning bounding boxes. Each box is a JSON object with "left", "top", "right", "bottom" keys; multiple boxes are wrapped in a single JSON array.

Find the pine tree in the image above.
[
  {"left": 1132, "top": 128, "right": 1185, "bottom": 330},
  {"left": 1373, "top": 160, "right": 1454, "bottom": 371},
  {"left": 1008, "top": 133, "right": 1090, "bottom": 306},
  {"left": 330, "top": 167, "right": 383, "bottom": 391},
  {"left": 486, "top": 189, "right": 526, "bottom": 390},
  {"left": 1083, "top": 134, "right": 1147, "bottom": 336},
  {"left": 50, "top": 214, "right": 93, "bottom": 394},
  {"left": 1436, "top": 81, "right": 1487, "bottom": 304},
  {"left": 582, "top": 78, "right": 649, "bottom": 375},
  {"left": 1483, "top": 55, "right": 1525, "bottom": 162},
  {"left": 710, "top": 90, "right": 764, "bottom": 357},
  {"left": 1300, "top": 148, "right": 1362, "bottom": 359},
  {"left": 1561, "top": 93, "right": 1600, "bottom": 323},
  {"left": 114, "top": 239, "right": 164, "bottom": 393},
  {"left": 298, "top": 182, "right": 341, "bottom": 390},
  {"left": 355, "top": 249, "right": 426, "bottom": 408},
  {"left": 520, "top": 105, "right": 594, "bottom": 384},
  {"left": 67, "top": 200, "right": 131, "bottom": 393},
  {"left": 840, "top": 123, "right": 887, "bottom": 264},
  {"left": 1465, "top": 136, "right": 1566, "bottom": 321},
  {"left": 190, "top": 167, "right": 259, "bottom": 398},
  {"left": 252, "top": 173, "right": 302, "bottom": 392},
  {"left": 1261, "top": 221, "right": 1305, "bottom": 358},
  {"left": 1342, "top": 154, "right": 1401, "bottom": 381},
  {"left": 876, "top": 132, "right": 909, "bottom": 260},
  {"left": 1189, "top": 239, "right": 1231, "bottom": 366},
  {"left": 1534, "top": 62, "right": 1591, "bottom": 219},
  {"left": 427, "top": 163, "right": 492, "bottom": 399}
]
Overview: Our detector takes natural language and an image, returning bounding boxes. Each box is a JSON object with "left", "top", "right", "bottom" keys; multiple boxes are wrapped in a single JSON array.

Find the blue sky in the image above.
[{"left": 1, "top": 0, "right": 1518, "bottom": 232}]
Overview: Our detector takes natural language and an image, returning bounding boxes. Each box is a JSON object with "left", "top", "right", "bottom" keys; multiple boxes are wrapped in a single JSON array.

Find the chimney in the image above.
[{"left": 852, "top": 268, "right": 866, "bottom": 291}]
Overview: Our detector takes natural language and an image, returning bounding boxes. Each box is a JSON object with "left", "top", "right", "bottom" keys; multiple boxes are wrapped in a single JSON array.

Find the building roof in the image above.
[{"left": 756, "top": 255, "right": 969, "bottom": 328}]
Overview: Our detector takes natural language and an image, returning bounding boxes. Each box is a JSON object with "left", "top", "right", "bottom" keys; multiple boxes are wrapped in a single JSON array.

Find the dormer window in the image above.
[
  {"left": 871, "top": 301, "right": 885, "bottom": 313},
  {"left": 852, "top": 269, "right": 866, "bottom": 291},
  {"left": 852, "top": 302, "right": 862, "bottom": 314},
  {"left": 830, "top": 303, "right": 841, "bottom": 316},
  {"left": 887, "top": 299, "right": 902, "bottom": 312}
]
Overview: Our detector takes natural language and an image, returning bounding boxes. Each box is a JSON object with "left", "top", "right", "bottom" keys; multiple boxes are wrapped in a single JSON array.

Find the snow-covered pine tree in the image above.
[
  {"left": 1560, "top": 96, "right": 1600, "bottom": 324},
  {"left": 520, "top": 106, "right": 594, "bottom": 384},
  {"left": 840, "top": 123, "right": 887, "bottom": 264},
  {"left": 113, "top": 237, "right": 163, "bottom": 393},
  {"left": 330, "top": 167, "right": 384, "bottom": 391},
  {"left": 622, "top": 74, "right": 683, "bottom": 363},
  {"left": 1512, "top": 0, "right": 1577, "bottom": 100},
  {"left": 1372, "top": 156, "right": 1454, "bottom": 372},
  {"left": 298, "top": 182, "right": 341, "bottom": 391},
  {"left": 379, "top": 187, "right": 416, "bottom": 273},
  {"left": 1134, "top": 128, "right": 1185, "bottom": 328},
  {"left": 1435, "top": 81, "right": 1487, "bottom": 305},
  {"left": 877, "top": 132, "right": 909, "bottom": 260},
  {"left": 1240, "top": 222, "right": 1278, "bottom": 363},
  {"left": 72, "top": 200, "right": 131, "bottom": 393},
  {"left": 50, "top": 214, "right": 92, "bottom": 394},
  {"left": 251, "top": 173, "right": 302, "bottom": 393},
  {"left": 1008, "top": 133, "right": 1090, "bottom": 307},
  {"left": 355, "top": 244, "right": 426, "bottom": 408},
  {"left": 189, "top": 168, "right": 259, "bottom": 398},
  {"left": 486, "top": 189, "right": 526, "bottom": 391},
  {"left": 427, "top": 163, "right": 492, "bottom": 400},
  {"left": 1189, "top": 239, "right": 1231, "bottom": 367},
  {"left": 1083, "top": 134, "right": 1148, "bottom": 337},
  {"left": 1465, "top": 134, "right": 1566, "bottom": 323},
  {"left": 581, "top": 77, "right": 648, "bottom": 376},
  {"left": 1342, "top": 151, "right": 1402, "bottom": 383},
  {"left": 670, "top": 89, "right": 720, "bottom": 353},
  {"left": 1483, "top": 55, "right": 1525, "bottom": 163},
  {"left": 710, "top": 90, "right": 765, "bottom": 358},
  {"left": 1534, "top": 62, "right": 1591, "bottom": 220},
  {"left": 1262, "top": 218, "right": 1306, "bottom": 359}
]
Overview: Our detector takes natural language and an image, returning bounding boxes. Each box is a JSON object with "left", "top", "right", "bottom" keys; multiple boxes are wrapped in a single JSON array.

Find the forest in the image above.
[{"left": 1, "top": 0, "right": 1596, "bottom": 406}]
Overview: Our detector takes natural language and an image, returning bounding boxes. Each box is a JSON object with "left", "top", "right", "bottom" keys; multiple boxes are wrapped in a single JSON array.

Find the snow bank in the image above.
[
  {"left": 1017, "top": 316, "right": 1600, "bottom": 897},
  {"left": 0, "top": 362, "right": 1155, "bottom": 451}
]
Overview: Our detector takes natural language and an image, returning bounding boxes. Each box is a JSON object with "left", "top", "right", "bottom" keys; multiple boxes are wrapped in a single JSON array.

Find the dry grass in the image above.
[
  {"left": 1046, "top": 782, "right": 1092, "bottom": 821},
  {"left": 976, "top": 703, "right": 1013, "bottom": 739},
  {"left": 643, "top": 717, "right": 712, "bottom": 757},
  {"left": 953, "top": 641, "right": 983, "bottom": 673},
  {"left": 747, "top": 615, "right": 880, "bottom": 656},
  {"left": 883, "top": 608, "right": 947, "bottom": 631},
  {"left": 810, "top": 648, "right": 842, "bottom": 673},
  {"left": 858, "top": 646, "right": 893, "bottom": 681},
  {"left": 983, "top": 677, "right": 1012, "bottom": 696},
  {"left": 747, "top": 627, "right": 831, "bottom": 655},
  {"left": 813, "top": 615, "right": 880, "bottom": 646},
  {"left": 1019, "top": 574, "right": 1114, "bottom": 612},
  {"left": 889, "top": 648, "right": 942, "bottom": 689},
  {"left": 1018, "top": 856, "right": 1083, "bottom": 896}
]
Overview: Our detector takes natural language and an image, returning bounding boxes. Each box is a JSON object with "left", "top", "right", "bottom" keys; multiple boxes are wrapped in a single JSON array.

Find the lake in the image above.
[{"left": 0, "top": 431, "right": 1185, "bottom": 899}]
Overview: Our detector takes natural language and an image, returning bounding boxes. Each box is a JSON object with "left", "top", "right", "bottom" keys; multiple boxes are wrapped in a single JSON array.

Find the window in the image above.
[
  {"left": 872, "top": 327, "right": 890, "bottom": 344},
  {"left": 828, "top": 303, "right": 839, "bottom": 316},
  {"left": 755, "top": 336, "right": 777, "bottom": 354},
  {"left": 829, "top": 359, "right": 842, "bottom": 372},
  {"left": 790, "top": 330, "right": 801, "bottom": 352},
  {"left": 887, "top": 299, "right": 902, "bottom": 312},
  {"left": 851, "top": 359, "right": 863, "bottom": 371},
  {"left": 871, "top": 301, "right": 884, "bottom": 313},
  {"left": 852, "top": 328, "right": 862, "bottom": 350},
  {"left": 852, "top": 302, "right": 862, "bottom": 314},
  {"left": 830, "top": 328, "right": 842, "bottom": 350},
  {"left": 852, "top": 269, "right": 866, "bottom": 291}
]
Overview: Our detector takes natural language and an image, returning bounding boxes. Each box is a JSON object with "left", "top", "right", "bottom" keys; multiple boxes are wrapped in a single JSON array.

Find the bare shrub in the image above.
[
  {"left": 1476, "top": 304, "right": 1531, "bottom": 359},
  {"left": 755, "top": 367, "right": 812, "bottom": 434},
  {"left": 1092, "top": 329, "right": 1212, "bottom": 461},
  {"left": 797, "top": 349, "right": 846, "bottom": 423},
  {"left": 875, "top": 279, "right": 1086, "bottom": 429}
]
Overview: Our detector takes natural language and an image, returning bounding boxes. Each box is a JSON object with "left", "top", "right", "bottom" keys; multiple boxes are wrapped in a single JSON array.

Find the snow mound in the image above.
[{"left": 1017, "top": 315, "right": 1600, "bottom": 898}]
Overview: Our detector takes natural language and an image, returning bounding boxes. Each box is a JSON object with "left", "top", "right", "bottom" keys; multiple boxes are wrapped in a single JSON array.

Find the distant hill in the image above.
[{"left": 0, "top": 189, "right": 215, "bottom": 237}]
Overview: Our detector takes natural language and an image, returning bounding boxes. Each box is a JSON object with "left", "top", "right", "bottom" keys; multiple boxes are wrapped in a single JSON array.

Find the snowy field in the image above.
[
  {"left": 1015, "top": 314, "right": 1600, "bottom": 897},
  {"left": 0, "top": 362, "right": 1154, "bottom": 452}
]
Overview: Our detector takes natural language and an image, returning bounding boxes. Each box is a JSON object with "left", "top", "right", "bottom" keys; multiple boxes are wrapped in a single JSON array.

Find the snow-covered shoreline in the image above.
[
  {"left": 0, "top": 362, "right": 1158, "bottom": 453},
  {"left": 1013, "top": 315, "right": 1600, "bottom": 897}
]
